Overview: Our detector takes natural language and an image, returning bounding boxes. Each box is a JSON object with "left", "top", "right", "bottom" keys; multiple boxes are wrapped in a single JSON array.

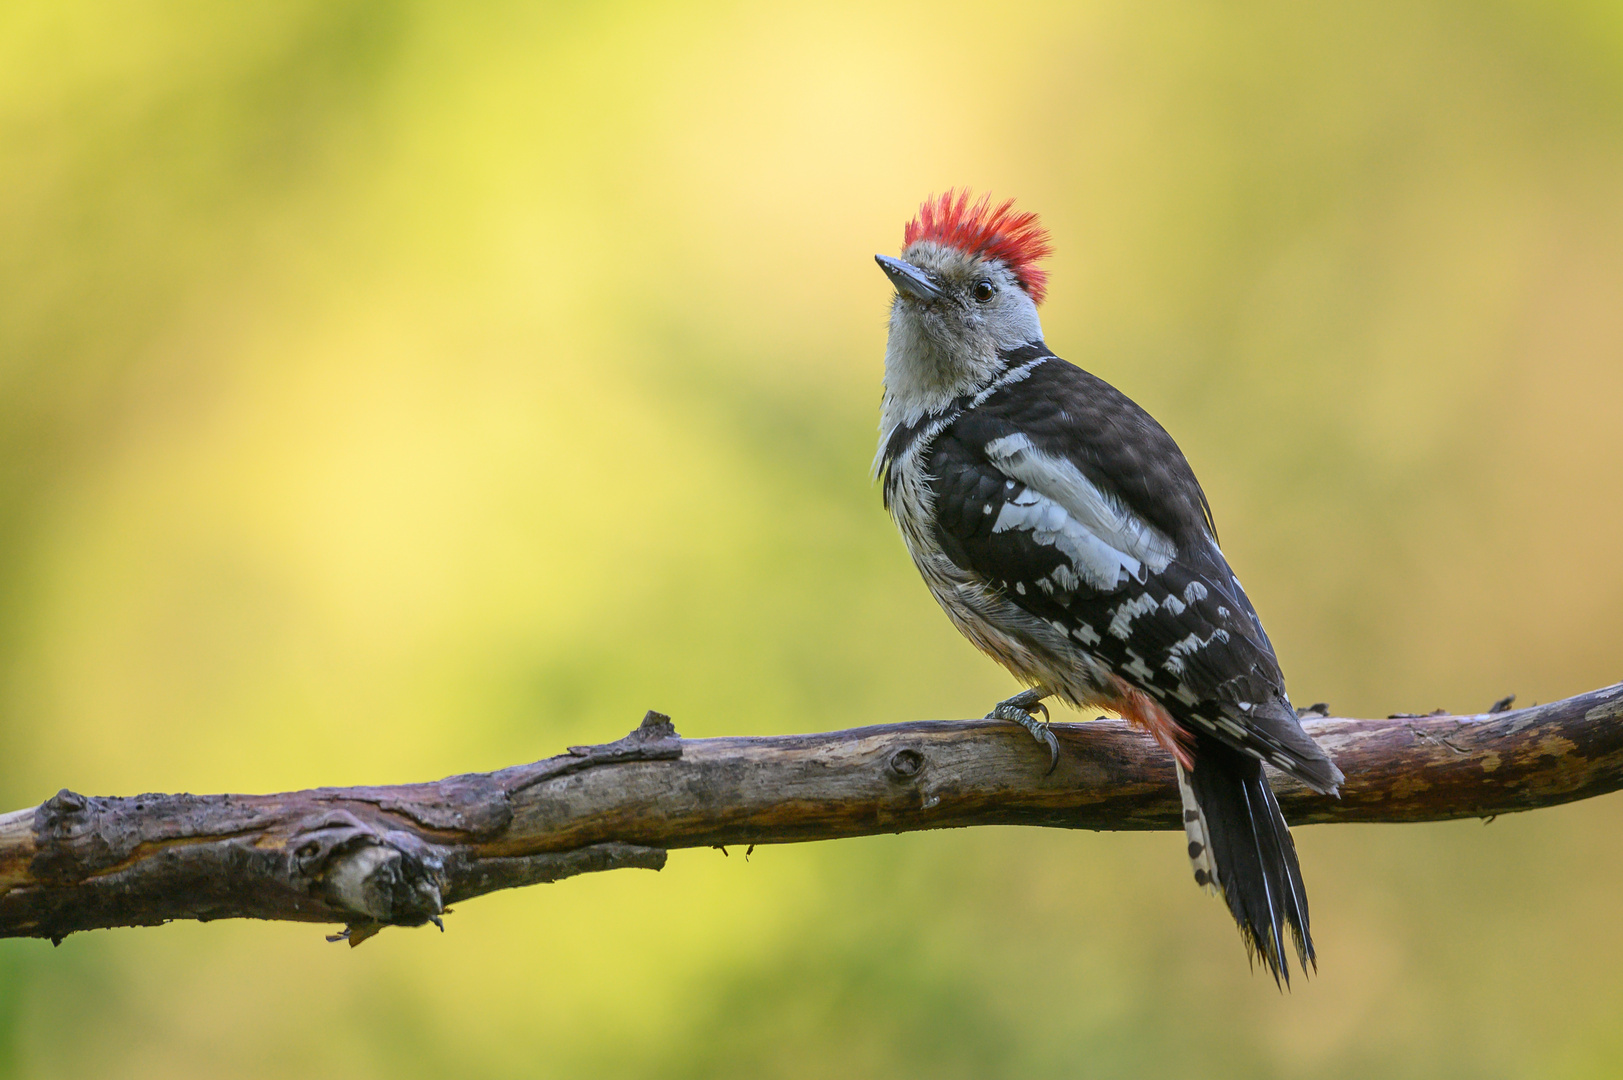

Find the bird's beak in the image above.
[{"left": 875, "top": 254, "right": 947, "bottom": 303}]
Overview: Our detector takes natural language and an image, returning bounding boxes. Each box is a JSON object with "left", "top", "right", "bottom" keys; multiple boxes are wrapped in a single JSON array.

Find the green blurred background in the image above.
[{"left": 2, "top": 0, "right": 1622, "bottom": 1076}]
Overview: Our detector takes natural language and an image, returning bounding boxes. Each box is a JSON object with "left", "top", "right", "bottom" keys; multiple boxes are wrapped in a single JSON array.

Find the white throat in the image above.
[
  {"left": 879, "top": 303, "right": 991, "bottom": 429},
  {"left": 877, "top": 299, "right": 1045, "bottom": 437}
]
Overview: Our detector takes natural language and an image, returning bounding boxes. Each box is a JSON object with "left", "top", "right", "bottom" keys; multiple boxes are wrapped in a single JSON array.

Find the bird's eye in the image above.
[{"left": 973, "top": 279, "right": 995, "bottom": 303}]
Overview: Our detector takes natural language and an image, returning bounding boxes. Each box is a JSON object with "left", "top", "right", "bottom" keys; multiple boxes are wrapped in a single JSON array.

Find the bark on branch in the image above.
[{"left": 4, "top": 683, "right": 1621, "bottom": 944}]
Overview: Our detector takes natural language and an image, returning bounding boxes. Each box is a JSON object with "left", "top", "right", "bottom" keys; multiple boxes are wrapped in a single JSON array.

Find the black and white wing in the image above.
[{"left": 924, "top": 353, "right": 1342, "bottom": 794}]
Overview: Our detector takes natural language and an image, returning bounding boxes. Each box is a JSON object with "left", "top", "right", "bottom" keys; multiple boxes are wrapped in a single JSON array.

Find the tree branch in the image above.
[{"left": 4, "top": 683, "right": 1621, "bottom": 944}]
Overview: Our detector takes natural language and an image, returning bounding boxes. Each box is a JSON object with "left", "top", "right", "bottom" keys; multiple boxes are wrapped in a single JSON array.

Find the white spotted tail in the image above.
[{"left": 1175, "top": 762, "right": 1219, "bottom": 894}]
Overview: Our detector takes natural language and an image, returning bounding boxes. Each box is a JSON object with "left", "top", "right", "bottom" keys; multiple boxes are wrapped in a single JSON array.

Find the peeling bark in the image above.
[{"left": 3, "top": 684, "right": 1621, "bottom": 944}]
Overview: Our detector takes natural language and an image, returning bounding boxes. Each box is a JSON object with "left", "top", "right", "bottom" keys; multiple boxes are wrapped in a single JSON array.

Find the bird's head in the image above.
[{"left": 876, "top": 191, "right": 1052, "bottom": 421}]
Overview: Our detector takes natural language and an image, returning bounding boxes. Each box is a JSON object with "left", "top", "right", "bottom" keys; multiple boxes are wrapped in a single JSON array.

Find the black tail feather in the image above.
[{"left": 1189, "top": 736, "right": 1314, "bottom": 986}]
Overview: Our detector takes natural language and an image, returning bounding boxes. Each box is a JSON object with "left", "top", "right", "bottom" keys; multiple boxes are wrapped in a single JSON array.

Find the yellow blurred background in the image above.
[{"left": 3, "top": 0, "right": 1622, "bottom": 1076}]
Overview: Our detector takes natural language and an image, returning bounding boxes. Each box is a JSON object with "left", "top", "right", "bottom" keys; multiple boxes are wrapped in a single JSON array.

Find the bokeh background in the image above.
[{"left": 3, "top": 0, "right": 1622, "bottom": 1076}]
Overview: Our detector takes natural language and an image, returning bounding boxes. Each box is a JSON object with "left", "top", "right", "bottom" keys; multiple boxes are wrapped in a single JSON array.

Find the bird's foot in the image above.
[{"left": 986, "top": 689, "right": 1058, "bottom": 775}]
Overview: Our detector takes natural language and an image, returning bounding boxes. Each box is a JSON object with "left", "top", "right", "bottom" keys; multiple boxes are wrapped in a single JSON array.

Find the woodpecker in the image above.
[{"left": 874, "top": 191, "right": 1343, "bottom": 984}]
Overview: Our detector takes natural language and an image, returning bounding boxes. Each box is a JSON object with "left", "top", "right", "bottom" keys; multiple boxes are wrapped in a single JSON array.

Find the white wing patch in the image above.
[
  {"left": 1162, "top": 628, "right": 1232, "bottom": 675},
  {"left": 984, "top": 433, "right": 1177, "bottom": 576},
  {"left": 1108, "top": 593, "right": 1160, "bottom": 639},
  {"left": 992, "top": 487, "right": 1149, "bottom": 591},
  {"left": 1122, "top": 648, "right": 1155, "bottom": 683}
]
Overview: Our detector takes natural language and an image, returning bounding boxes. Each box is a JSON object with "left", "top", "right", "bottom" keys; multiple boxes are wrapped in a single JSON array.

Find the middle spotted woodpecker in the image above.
[{"left": 873, "top": 190, "right": 1343, "bottom": 984}]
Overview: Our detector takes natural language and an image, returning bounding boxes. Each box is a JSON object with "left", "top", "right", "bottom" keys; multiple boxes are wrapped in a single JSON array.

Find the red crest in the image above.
[{"left": 903, "top": 190, "right": 1053, "bottom": 304}]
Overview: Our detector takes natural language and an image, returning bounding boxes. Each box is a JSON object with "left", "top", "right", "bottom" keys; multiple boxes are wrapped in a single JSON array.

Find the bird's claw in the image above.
[{"left": 986, "top": 690, "right": 1058, "bottom": 775}]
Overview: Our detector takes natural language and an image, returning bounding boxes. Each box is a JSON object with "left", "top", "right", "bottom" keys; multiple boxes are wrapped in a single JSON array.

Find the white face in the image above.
[{"left": 881, "top": 240, "right": 1045, "bottom": 424}]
